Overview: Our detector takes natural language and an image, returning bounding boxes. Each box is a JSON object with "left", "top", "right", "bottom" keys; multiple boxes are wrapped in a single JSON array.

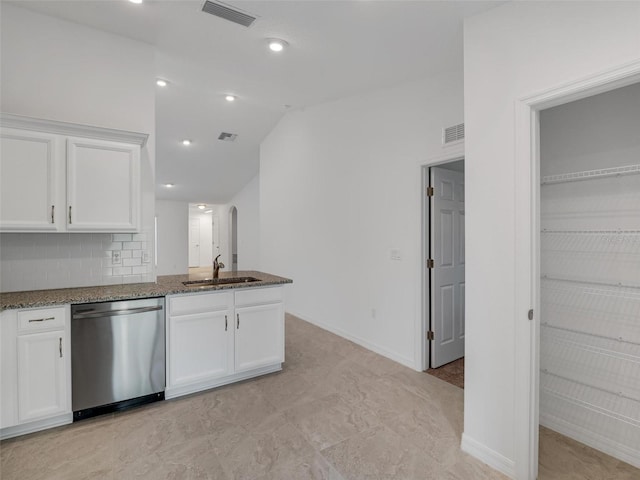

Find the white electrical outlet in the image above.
[
  {"left": 112, "top": 251, "right": 121, "bottom": 264},
  {"left": 142, "top": 251, "right": 150, "bottom": 263}
]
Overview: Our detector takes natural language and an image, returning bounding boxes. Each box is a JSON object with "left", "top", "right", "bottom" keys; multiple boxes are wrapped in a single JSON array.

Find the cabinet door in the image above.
[
  {"left": 168, "top": 309, "right": 232, "bottom": 388},
  {"left": 234, "top": 303, "right": 284, "bottom": 373},
  {"left": 0, "top": 310, "right": 18, "bottom": 428},
  {"left": 0, "top": 128, "right": 60, "bottom": 231},
  {"left": 17, "top": 331, "right": 68, "bottom": 423},
  {"left": 66, "top": 137, "right": 140, "bottom": 232}
]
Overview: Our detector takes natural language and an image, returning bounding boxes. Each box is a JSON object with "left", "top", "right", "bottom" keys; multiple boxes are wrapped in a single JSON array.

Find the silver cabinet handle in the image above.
[
  {"left": 236, "top": 313, "right": 240, "bottom": 329},
  {"left": 28, "top": 316, "right": 55, "bottom": 323},
  {"left": 51, "top": 205, "right": 55, "bottom": 224},
  {"left": 68, "top": 206, "right": 72, "bottom": 224},
  {"left": 225, "top": 315, "right": 228, "bottom": 331},
  {"left": 59, "top": 337, "right": 63, "bottom": 358}
]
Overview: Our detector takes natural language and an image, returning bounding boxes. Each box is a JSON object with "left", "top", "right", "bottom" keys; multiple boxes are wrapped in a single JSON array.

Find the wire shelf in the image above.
[
  {"left": 541, "top": 369, "right": 640, "bottom": 406},
  {"left": 542, "top": 229, "right": 640, "bottom": 235},
  {"left": 542, "top": 275, "right": 640, "bottom": 290},
  {"left": 541, "top": 164, "right": 640, "bottom": 185},
  {"left": 542, "top": 322, "right": 640, "bottom": 348}
]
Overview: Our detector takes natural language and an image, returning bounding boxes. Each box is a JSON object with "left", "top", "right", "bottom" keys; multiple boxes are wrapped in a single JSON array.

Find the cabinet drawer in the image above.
[
  {"left": 235, "top": 287, "right": 283, "bottom": 307},
  {"left": 17, "top": 307, "right": 66, "bottom": 333},
  {"left": 170, "top": 292, "right": 232, "bottom": 316}
]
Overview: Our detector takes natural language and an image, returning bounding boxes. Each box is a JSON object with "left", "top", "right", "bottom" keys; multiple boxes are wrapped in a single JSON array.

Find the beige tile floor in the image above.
[{"left": 1, "top": 314, "right": 638, "bottom": 479}]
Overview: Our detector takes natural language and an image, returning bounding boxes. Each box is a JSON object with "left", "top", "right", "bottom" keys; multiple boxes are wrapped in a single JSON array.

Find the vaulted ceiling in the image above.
[{"left": 11, "top": 0, "right": 503, "bottom": 204}]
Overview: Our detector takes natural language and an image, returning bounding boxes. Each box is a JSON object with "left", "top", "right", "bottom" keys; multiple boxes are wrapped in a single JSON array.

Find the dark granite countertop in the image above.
[{"left": 0, "top": 271, "right": 292, "bottom": 310}]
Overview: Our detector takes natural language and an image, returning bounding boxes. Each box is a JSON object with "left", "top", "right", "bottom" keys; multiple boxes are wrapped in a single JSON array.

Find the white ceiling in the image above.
[{"left": 11, "top": 0, "right": 503, "bottom": 204}]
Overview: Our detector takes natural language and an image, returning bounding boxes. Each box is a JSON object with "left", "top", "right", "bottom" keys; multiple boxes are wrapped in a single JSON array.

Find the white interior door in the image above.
[
  {"left": 198, "top": 213, "right": 213, "bottom": 267},
  {"left": 212, "top": 214, "right": 220, "bottom": 256},
  {"left": 430, "top": 166, "right": 465, "bottom": 368},
  {"left": 188, "top": 218, "right": 200, "bottom": 268}
]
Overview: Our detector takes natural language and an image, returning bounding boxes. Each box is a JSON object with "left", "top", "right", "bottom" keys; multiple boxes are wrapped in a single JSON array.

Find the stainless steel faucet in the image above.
[{"left": 213, "top": 254, "right": 225, "bottom": 279}]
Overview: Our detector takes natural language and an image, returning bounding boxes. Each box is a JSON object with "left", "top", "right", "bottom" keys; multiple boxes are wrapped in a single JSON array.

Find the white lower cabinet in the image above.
[
  {"left": 1, "top": 306, "right": 72, "bottom": 439},
  {"left": 17, "top": 331, "right": 68, "bottom": 423},
  {"left": 166, "top": 286, "right": 284, "bottom": 399},
  {"left": 167, "top": 297, "right": 233, "bottom": 390},
  {"left": 234, "top": 302, "right": 284, "bottom": 374}
]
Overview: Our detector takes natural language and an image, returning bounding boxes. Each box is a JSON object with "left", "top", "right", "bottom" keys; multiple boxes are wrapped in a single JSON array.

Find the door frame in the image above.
[
  {"left": 419, "top": 147, "right": 464, "bottom": 371},
  {"left": 513, "top": 59, "right": 640, "bottom": 480}
]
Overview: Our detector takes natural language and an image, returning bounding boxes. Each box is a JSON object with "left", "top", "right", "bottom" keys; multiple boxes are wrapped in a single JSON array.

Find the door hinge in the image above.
[
  {"left": 426, "top": 186, "right": 434, "bottom": 197},
  {"left": 427, "top": 330, "right": 434, "bottom": 341},
  {"left": 427, "top": 259, "right": 434, "bottom": 269}
]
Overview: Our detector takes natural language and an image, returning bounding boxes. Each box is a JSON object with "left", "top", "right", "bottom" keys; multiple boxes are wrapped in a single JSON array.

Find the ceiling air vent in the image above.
[
  {"left": 443, "top": 123, "right": 465, "bottom": 145},
  {"left": 218, "top": 132, "right": 238, "bottom": 142},
  {"left": 201, "top": 1, "right": 257, "bottom": 27}
]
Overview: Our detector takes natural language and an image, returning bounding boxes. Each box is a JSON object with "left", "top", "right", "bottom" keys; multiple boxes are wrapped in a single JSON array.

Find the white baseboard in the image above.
[
  {"left": 1, "top": 413, "right": 73, "bottom": 440},
  {"left": 541, "top": 414, "right": 640, "bottom": 470},
  {"left": 286, "top": 310, "right": 415, "bottom": 370},
  {"left": 461, "top": 433, "right": 516, "bottom": 479},
  {"left": 165, "top": 364, "right": 282, "bottom": 400}
]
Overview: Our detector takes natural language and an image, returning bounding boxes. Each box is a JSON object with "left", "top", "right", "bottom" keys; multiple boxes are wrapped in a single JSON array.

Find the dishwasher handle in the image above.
[{"left": 72, "top": 305, "right": 163, "bottom": 319}]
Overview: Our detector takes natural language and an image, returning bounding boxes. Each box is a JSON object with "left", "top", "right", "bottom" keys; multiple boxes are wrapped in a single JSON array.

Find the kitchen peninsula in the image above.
[{"left": 0, "top": 271, "right": 292, "bottom": 440}]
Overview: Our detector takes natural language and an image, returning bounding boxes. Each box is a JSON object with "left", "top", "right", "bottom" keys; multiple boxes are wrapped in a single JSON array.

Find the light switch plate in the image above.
[{"left": 142, "top": 251, "right": 150, "bottom": 263}]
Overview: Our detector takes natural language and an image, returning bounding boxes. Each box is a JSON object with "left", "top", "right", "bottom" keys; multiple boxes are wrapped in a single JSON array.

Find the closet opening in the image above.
[{"left": 537, "top": 82, "right": 640, "bottom": 475}]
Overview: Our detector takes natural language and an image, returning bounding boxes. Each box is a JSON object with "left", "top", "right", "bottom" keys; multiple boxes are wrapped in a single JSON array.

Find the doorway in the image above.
[
  {"left": 513, "top": 61, "right": 640, "bottom": 479},
  {"left": 188, "top": 204, "right": 213, "bottom": 269},
  {"left": 229, "top": 206, "right": 238, "bottom": 271},
  {"left": 537, "top": 82, "right": 640, "bottom": 475},
  {"left": 422, "top": 158, "right": 466, "bottom": 386}
]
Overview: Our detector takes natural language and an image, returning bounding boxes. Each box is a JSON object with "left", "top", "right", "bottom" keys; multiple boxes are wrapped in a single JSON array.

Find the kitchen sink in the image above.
[{"left": 182, "top": 277, "right": 260, "bottom": 288}]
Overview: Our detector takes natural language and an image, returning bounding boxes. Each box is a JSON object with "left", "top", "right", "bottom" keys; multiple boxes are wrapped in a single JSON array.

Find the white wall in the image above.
[
  {"left": 0, "top": 4, "right": 156, "bottom": 291},
  {"left": 540, "top": 82, "right": 640, "bottom": 176},
  {"left": 260, "top": 73, "right": 463, "bottom": 368},
  {"left": 463, "top": 2, "right": 640, "bottom": 477},
  {"left": 156, "top": 200, "right": 188, "bottom": 275}
]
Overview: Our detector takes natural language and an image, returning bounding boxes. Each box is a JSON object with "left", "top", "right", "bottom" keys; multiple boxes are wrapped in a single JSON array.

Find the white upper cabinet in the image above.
[
  {"left": 0, "top": 128, "right": 61, "bottom": 231},
  {"left": 66, "top": 137, "right": 140, "bottom": 232},
  {"left": 0, "top": 114, "right": 147, "bottom": 233}
]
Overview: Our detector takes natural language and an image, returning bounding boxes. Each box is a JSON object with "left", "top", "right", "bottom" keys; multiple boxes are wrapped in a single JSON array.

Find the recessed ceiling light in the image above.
[
  {"left": 156, "top": 79, "right": 167, "bottom": 87},
  {"left": 267, "top": 38, "right": 288, "bottom": 52},
  {"left": 225, "top": 95, "right": 236, "bottom": 102},
  {"left": 129, "top": 0, "right": 143, "bottom": 4},
  {"left": 164, "top": 183, "right": 174, "bottom": 188},
  {"left": 182, "top": 139, "right": 191, "bottom": 146},
  {"left": 198, "top": 204, "right": 206, "bottom": 210}
]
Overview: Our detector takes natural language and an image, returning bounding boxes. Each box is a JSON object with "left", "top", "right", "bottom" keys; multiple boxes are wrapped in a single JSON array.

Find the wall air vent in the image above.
[
  {"left": 201, "top": 1, "right": 257, "bottom": 28},
  {"left": 443, "top": 122, "right": 465, "bottom": 145},
  {"left": 218, "top": 132, "right": 238, "bottom": 142}
]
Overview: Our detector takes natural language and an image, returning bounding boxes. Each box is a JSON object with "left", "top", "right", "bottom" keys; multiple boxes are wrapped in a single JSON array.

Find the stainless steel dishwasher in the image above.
[{"left": 71, "top": 297, "right": 165, "bottom": 420}]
